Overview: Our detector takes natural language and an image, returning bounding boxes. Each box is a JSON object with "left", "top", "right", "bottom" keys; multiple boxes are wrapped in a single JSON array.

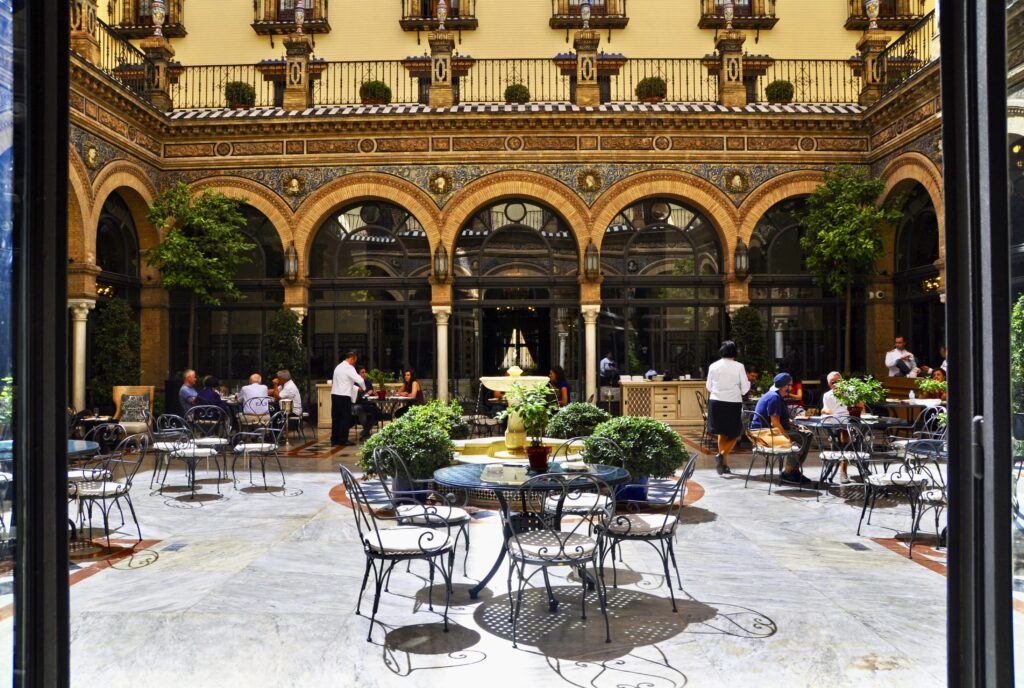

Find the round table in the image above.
[
  {"left": 359, "top": 396, "right": 414, "bottom": 432},
  {"left": 433, "top": 462, "right": 629, "bottom": 604},
  {"left": 0, "top": 439, "right": 99, "bottom": 463},
  {"left": 793, "top": 415, "right": 910, "bottom": 429}
]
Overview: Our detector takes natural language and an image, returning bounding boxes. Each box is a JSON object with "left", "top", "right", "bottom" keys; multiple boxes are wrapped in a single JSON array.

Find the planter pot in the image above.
[
  {"left": 767, "top": 99, "right": 792, "bottom": 105},
  {"left": 391, "top": 475, "right": 427, "bottom": 504},
  {"left": 361, "top": 98, "right": 386, "bottom": 106},
  {"left": 525, "top": 445, "right": 551, "bottom": 473},
  {"left": 640, "top": 96, "right": 664, "bottom": 103},
  {"left": 377, "top": 390, "right": 387, "bottom": 399},
  {"left": 232, "top": 102, "right": 252, "bottom": 109},
  {"left": 615, "top": 475, "right": 650, "bottom": 501},
  {"left": 847, "top": 406, "right": 863, "bottom": 417}
]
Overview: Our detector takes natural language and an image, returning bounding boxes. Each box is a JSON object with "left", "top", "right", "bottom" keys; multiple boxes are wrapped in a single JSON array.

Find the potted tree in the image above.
[
  {"left": 584, "top": 416, "right": 687, "bottom": 500},
  {"left": 832, "top": 376, "right": 887, "bottom": 417},
  {"left": 635, "top": 76, "right": 667, "bottom": 103},
  {"left": 546, "top": 402, "right": 611, "bottom": 439},
  {"left": 497, "top": 382, "right": 557, "bottom": 472},
  {"left": 765, "top": 79, "right": 794, "bottom": 104},
  {"left": 224, "top": 81, "right": 256, "bottom": 109},
  {"left": 359, "top": 80, "right": 392, "bottom": 105},
  {"left": 367, "top": 368, "right": 396, "bottom": 398},
  {"left": 504, "top": 83, "right": 530, "bottom": 104}
]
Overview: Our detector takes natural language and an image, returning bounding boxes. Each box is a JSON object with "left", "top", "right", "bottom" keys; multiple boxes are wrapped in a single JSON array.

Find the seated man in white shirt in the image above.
[
  {"left": 238, "top": 373, "right": 271, "bottom": 416},
  {"left": 820, "top": 371, "right": 849, "bottom": 418},
  {"left": 884, "top": 336, "right": 931, "bottom": 378},
  {"left": 274, "top": 369, "right": 302, "bottom": 417}
]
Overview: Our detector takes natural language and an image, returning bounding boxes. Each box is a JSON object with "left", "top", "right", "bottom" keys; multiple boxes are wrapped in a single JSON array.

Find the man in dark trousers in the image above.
[{"left": 330, "top": 351, "right": 365, "bottom": 446}]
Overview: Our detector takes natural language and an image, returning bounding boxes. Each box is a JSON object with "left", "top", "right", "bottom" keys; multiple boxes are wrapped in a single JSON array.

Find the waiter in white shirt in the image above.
[
  {"left": 331, "top": 351, "right": 365, "bottom": 446},
  {"left": 884, "top": 335, "right": 931, "bottom": 378}
]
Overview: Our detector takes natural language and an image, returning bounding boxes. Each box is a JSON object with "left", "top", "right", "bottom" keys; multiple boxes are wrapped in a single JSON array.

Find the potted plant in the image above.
[
  {"left": 546, "top": 402, "right": 612, "bottom": 439},
  {"left": 915, "top": 377, "right": 948, "bottom": 400},
  {"left": 359, "top": 80, "right": 392, "bottom": 105},
  {"left": 224, "top": 81, "right": 256, "bottom": 109},
  {"left": 635, "top": 76, "right": 667, "bottom": 103},
  {"left": 358, "top": 411, "right": 455, "bottom": 492},
  {"left": 367, "top": 368, "right": 396, "bottom": 398},
  {"left": 504, "top": 83, "right": 530, "bottom": 104},
  {"left": 765, "top": 79, "right": 794, "bottom": 104},
  {"left": 496, "top": 382, "right": 557, "bottom": 472},
  {"left": 832, "top": 375, "right": 887, "bottom": 417},
  {"left": 584, "top": 416, "right": 687, "bottom": 500},
  {"left": 401, "top": 400, "right": 471, "bottom": 440}
]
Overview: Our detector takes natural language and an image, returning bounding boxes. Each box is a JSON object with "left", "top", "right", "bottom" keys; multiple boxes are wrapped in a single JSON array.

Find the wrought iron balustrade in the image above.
[
  {"left": 550, "top": 0, "right": 628, "bottom": 30},
  {"left": 461, "top": 59, "right": 569, "bottom": 103},
  {"left": 169, "top": 64, "right": 277, "bottom": 109},
  {"left": 610, "top": 58, "right": 717, "bottom": 103},
  {"left": 315, "top": 61, "right": 419, "bottom": 106},
  {"left": 755, "top": 59, "right": 861, "bottom": 104},
  {"left": 94, "top": 18, "right": 152, "bottom": 100},
  {"left": 400, "top": 0, "right": 478, "bottom": 31},
  {"left": 252, "top": 0, "right": 331, "bottom": 35},
  {"left": 698, "top": 0, "right": 778, "bottom": 30},
  {"left": 106, "top": 0, "right": 186, "bottom": 38},
  {"left": 846, "top": 0, "right": 926, "bottom": 30},
  {"left": 878, "top": 10, "right": 935, "bottom": 95}
]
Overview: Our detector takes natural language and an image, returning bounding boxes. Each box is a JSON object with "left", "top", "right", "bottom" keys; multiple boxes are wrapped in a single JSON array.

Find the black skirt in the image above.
[{"left": 708, "top": 399, "right": 743, "bottom": 439}]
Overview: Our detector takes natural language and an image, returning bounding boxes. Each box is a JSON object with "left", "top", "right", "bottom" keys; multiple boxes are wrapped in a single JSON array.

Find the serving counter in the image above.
[{"left": 620, "top": 380, "right": 706, "bottom": 427}]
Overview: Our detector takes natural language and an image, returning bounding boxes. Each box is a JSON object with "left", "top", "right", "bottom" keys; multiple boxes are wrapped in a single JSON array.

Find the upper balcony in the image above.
[
  {"left": 400, "top": 0, "right": 478, "bottom": 32},
  {"left": 549, "top": 0, "right": 629, "bottom": 31},
  {"left": 107, "top": 0, "right": 186, "bottom": 39},
  {"left": 698, "top": 0, "right": 779, "bottom": 31},
  {"left": 252, "top": 0, "right": 331, "bottom": 37},
  {"left": 846, "top": 0, "right": 927, "bottom": 31}
]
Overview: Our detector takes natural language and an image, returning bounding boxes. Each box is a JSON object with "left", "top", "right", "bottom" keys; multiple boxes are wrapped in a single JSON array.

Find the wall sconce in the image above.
[
  {"left": 433, "top": 244, "right": 449, "bottom": 283},
  {"left": 584, "top": 239, "right": 600, "bottom": 281},
  {"left": 733, "top": 239, "right": 749, "bottom": 280},
  {"left": 580, "top": 2, "right": 592, "bottom": 30},
  {"left": 284, "top": 242, "right": 299, "bottom": 282}
]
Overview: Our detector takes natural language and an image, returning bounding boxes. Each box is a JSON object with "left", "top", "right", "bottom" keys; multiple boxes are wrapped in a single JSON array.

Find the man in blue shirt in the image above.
[
  {"left": 178, "top": 369, "right": 198, "bottom": 414},
  {"left": 751, "top": 373, "right": 812, "bottom": 484}
]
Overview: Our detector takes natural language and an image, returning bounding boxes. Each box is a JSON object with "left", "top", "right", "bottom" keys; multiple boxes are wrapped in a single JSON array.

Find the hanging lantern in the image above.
[
  {"left": 433, "top": 244, "right": 449, "bottom": 283},
  {"left": 584, "top": 239, "right": 600, "bottom": 281},
  {"left": 734, "top": 239, "right": 749, "bottom": 280},
  {"left": 284, "top": 242, "right": 299, "bottom": 282}
]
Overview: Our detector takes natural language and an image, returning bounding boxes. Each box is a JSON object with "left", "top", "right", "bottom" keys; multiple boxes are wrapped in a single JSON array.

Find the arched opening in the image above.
[
  {"left": 748, "top": 196, "right": 864, "bottom": 382},
  {"left": 307, "top": 201, "right": 434, "bottom": 386},
  {"left": 450, "top": 200, "right": 581, "bottom": 397},
  {"left": 168, "top": 204, "right": 286, "bottom": 383},
  {"left": 598, "top": 198, "right": 724, "bottom": 379},
  {"left": 893, "top": 183, "right": 944, "bottom": 370}
]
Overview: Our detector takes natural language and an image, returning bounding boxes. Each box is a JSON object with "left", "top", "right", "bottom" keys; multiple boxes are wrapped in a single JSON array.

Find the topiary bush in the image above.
[
  {"left": 584, "top": 416, "right": 686, "bottom": 479},
  {"left": 765, "top": 79, "right": 794, "bottom": 103},
  {"left": 635, "top": 76, "right": 667, "bottom": 101},
  {"left": 358, "top": 411, "right": 454, "bottom": 479},
  {"left": 359, "top": 80, "right": 392, "bottom": 104},
  {"left": 504, "top": 83, "right": 530, "bottom": 104},
  {"left": 546, "top": 402, "right": 612, "bottom": 439},
  {"left": 224, "top": 81, "right": 256, "bottom": 109},
  {"left": 400, "top": 400, "right": 470, "bottom": 440}
]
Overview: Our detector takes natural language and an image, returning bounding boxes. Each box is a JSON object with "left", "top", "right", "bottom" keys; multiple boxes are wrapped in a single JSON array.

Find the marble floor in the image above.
[{"left": 0, "top": 437, "right": 967, "bottom": 686}]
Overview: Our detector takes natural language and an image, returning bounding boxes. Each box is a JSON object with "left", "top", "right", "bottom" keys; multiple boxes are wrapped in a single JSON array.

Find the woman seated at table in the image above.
[
  {"left": 196, "top": 375, "right": 231, "bottom": 416},
  {"left": 548, "top": 365, "right": 570, "bottom": 406},
  {"left": 924, "top": 368, "right": 948, "bottom": 400},
  {"left": 393, "top": 368, "right": 425, "bottom": 418}
]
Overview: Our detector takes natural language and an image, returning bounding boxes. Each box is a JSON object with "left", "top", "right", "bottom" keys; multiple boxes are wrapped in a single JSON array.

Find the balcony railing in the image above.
[
  {"left": 462, "top": 58, "right": 570, "bottom": 103},
  {"left": 400, "top": 0, "right": 478, "bottom": 31},
  {"left": 252, "top": 0, "right": 331, "bottom": 36},
  {"left": 550, "top": 0, "right": 628, "bottom": 30},
  {"left": 106, "top": 0, "right": 186, "bottom": 39},
  {"left": 754, "top": 59, "right": 862, "bottom": 104},
  {"left": 94, "top": 18, "right": 152, "bottom": 99},
  {"left": 879, "top": 11, "right": 935, "bottom": 95},
  {"left": 610, "top": 58, "right": 717, "bottom": 103},
  {"left": 315, "top": 61, "right": 420, "bottom": 106},
  {"left": 698, "top": 0, "right": 778, "bottom": 30},
  {"left": 846, "top": 0, "right": 926, "bottom": 30}
]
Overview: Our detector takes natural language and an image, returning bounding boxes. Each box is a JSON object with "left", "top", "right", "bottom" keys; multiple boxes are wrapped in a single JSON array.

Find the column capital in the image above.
[
  {"left": 432, "top": 305, "right": 452, "bottom": 325},
  {"left": 580, "top": 304, "right": 600, "bottom": 324},
  {"left": 289, "top": 306, "right": 308, "bottom": 324},
  {"left": 68, "top": 298, "right": 96, "bottom": 320}
]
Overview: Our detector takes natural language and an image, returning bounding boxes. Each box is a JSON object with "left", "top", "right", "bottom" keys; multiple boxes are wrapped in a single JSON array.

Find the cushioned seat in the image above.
[
  {"left": 819, "top": 450, "right": 871, "bottom": 461},
  {"left": 71, "top": 480, "right": 128, "bottom": 498},
  {"left": 754, "top": 444, "right": 803, "bottom": 455},
  {"left": 68, "top": 467, "right": 110, "bottom": 482},
  {"left": 194, "top": 436, "right": 229, "bottom": 447},
  {"left": 509, "top": 530, "right": 597, "bottom": 561},
  {"left": 543, "top": 492, "right": 611, "bottom": 514},
  {"left": 367, "top": 527, "right": 452, "bottom": 554},
  {"left": 234, "top": 443, "right": 277, "bottom": 453},
  {"left": 604, "top": 512, "right": 677, "bottom": 535},
  {"left": 153, "top": 441, "right": 189, "bottom": 453},
  {"left": 865, "top": 469, "right": 927, "bottom": 487},
  {"left": 170, "top": 446, "right": 218, "bottom": 459},
  {"left": 118, "top": 421, "right": 149, "bottom": 435},
  {"left": 920, "top": 488, "right": 947, "bottom": 504},
  {"left": 395, "top": 504, "right": 470, "bottom": 524}
]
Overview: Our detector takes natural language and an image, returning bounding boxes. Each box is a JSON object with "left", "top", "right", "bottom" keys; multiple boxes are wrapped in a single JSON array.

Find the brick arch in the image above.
[
  {"left": 68, "top": 147, "right": 93, "bottom": 264},
  {"left": 589, "top": 170, "right": 739, "bottom": 272},
  {"left": 440, "top": 171, "right": 590, "bottom": 257},
  {"left": 880, "top": 152, "right": 945, "bottom": 269},
  {"left": 88, "top": 160, "right": 160, "bottom": 262},
  {"left": 736, "top": 170, "right": 826, "bottom": 245},
  {"left": 190, "top": 176, "right": 295, "bottom": 256},
  {"left": 292, "top": 173, "right": 441, "bottom": 274}
]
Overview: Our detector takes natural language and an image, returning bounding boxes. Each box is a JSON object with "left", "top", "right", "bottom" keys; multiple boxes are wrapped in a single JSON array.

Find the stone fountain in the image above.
[{"left": 478, "top": 365, "right": 549, "bottom": 455}]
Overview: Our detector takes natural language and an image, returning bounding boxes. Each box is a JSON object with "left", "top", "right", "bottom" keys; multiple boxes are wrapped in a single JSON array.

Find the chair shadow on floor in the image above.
[{"left": 368, "top": 621, "right": 487, "bottom": 677}]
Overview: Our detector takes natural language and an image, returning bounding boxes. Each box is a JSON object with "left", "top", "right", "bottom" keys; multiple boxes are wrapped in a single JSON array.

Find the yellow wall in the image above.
[{"left": 105, "top": 0, "right": 936, "bottom": 65}]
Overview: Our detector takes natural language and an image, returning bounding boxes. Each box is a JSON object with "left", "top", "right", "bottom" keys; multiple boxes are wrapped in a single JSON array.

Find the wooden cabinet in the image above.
[
  {"left": 317, "top": 383, "right": 333, "bottom": 429},
  {"left": 621, "top": 380, "right": 705, "bottom": 427}
]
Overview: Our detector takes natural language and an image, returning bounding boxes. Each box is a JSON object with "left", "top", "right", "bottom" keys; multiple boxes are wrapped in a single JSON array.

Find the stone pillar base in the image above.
[
  {"left": 429, "top": 85, "right": 455, "bottom": 109},
  {"left": 576, "top": 83, "right": 600, "bottom": 107},
  {"left": 71, "top": 32, "right": 99, "bottom": 64}
]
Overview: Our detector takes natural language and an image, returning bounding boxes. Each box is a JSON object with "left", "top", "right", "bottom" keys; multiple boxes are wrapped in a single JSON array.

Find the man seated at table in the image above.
[
  {"left": 238, "top": 372, "right": 271, "bottom": 425},
  {"left": 273, "top": 369, "right": 302, "bottom": 417},
  {"left": 820, "top": 371, "right": 849, "bottom": 418},
  {"left": 178, "top": 369, "right": 198, "bottom": 413},
  {"left": 749, "top": 373, "right": 813, "bottom": 485},
  {"left": 352, "top": 367, "right": 381, "bottom": 441}
]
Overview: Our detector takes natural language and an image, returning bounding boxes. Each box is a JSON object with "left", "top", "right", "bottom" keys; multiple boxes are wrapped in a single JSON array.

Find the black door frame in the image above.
[{"left": 942, "top": 1, "right": 1016, "bottom": 685}]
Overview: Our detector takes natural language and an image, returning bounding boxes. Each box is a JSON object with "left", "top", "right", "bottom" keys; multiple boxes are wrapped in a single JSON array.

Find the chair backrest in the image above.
[
  {"left": 83, "top": 422, "right": 127, "bottom": 454},
  {"left": 67, "top": 410, "right": 90, "bottom": 439},
  {"left": 912, "top": 405, "right": 945, "bottom": 437},
  {"left": 556, "top": 435, "right": 625, "bottom": 469},
  {"left": 340, "top": 464, "right": 387, "bottom": 553},
  {"left": 610, "top": 453, "right": 697, "bottom": 537},
  {"left": 504, "top": 472, "right": 613, "bottom": 561},
  {"left": 241, "top": 396, "right": 273, "bottom": 417},
  {"left": 372, "top": 445, "right": 426, "bottom": 506},
  {"left": 112, "top": 385, "right": 154, "bottom": 419},
  {"left": 153, "top": 413, "right": 194, "bottom": 447},
  {"left": 812, "top": 416, "right": 867, "bottom": 457},
  {"left": 185, "top": 404, "right": 231, "bottom": 440},
  {"left": 105, "top": 433, "right": 150, "bottom": 487}
]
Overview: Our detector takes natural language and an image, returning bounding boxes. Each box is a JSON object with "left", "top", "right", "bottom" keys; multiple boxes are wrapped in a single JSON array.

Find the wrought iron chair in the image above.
[
  {"left": 884, "top": 405, "right": 945, "bottom": 458},
  {"left": 502, "top": 472, "right": 613, "bottom": 647},
  {"left": 741, "top": 409, "right": 802, "bottom": 494},
  {"left": 237, "top": 396, "right": 274, "bottom": 432},
  {"left": 596, "top": 454, "right": 697, "bottom": 612},
  {"left": 149, "top": 413, "right": 191, "bottom": 489},
  {"left": 69, "top": 433, "right": 149, "bottom": 547},
  {"left": 856, "top": 449, "right": 928, "bottom": 537},
  {"left": 905, "top": 438, "right": 948, "bottom": 556},
  {"left": 372, "top": 445, "right": 471, "bottom": 575},
  {"left": 83, "top": 422, "right": 127, "bottom": 455},
  {"left": 811, "top": 416, "right": 872, "bottom": 494},
  {"left": 185, "top": 404, "right": 232, "bottom": 484},
  {"left": 163, "top": 415, "right": 220, "bottom": 498},
  {"left": 339, "top": 465, "right": 454, "bottom": 642},
  {"left": 546, "top": 436, "right": 623, "bottom": 525},
  {"left": 695, "top": 390, "right": 714, "bottom": 451},
  {"left": 231, "top": 410, "right": 287, "bottom": 487}
]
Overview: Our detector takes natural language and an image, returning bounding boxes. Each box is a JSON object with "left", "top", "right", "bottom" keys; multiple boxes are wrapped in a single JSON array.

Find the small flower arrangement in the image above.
[{"left": 832, "top": 375, "right": 887, "bottom": 408}]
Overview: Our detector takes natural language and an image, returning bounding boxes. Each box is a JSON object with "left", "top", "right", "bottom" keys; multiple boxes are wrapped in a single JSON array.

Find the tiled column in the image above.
[
  {"left": 573, "top": 29, "right": 601, "bottom": 107},
  {"left": 283, "top": 31, "right": 313, "bottom": 110},
  {"left": 433, "top": 306, "right": 451, "bottom": 402},
  {"left": 581, "top": 304, "right": 600, "bottom": 403},
  {"left": 716, "top": 29, "right": 747, "bottom": 108},
  {"left": 69, "top": 0, "right": 99, "bottom": 64},
  {"left": 856, "top": 30, "right": 891, "bottom": 106},
  {"left": 140, "top": 35, "right": 176, "bottom": 112},
  {"left": 429, "top": 31, "right": 456, "bottom": 108},
  {"left": 68, "top": 299, "right": 95, "bottom": 412}
]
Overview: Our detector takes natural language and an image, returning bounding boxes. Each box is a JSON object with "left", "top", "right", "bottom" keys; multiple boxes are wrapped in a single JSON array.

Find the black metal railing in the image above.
[
  {"left": 106, "top": 0, "right": 185, "bottom": 38},
  {"left": 169, "top": 64, "right": 277, "bottom": 109},
  {"left": 849, "top": 0, "right": 925, "bottom": 19},
  {"left": 461, "top": 58, "right": 569, "bottom": 103},
  {"left": 701, "top": 0, "right": 775, "bottom": 18},
  {"left": 315, "top": 61, "right": 419, "bottom": 106},
  {"left": 401, "top": 0, "right": 476, "bottom": 21},
  {"left": 94, "top": 18, "right": 151, "bottom": 98},
  {"left": 610, "top": 58, "right": 717, "bottom": 102},
  {"left": 253, "top": 0, "right": 330, "bottom": 31},
  {"left": 879, "top": 10, "right": 935, "bottom": 94},
  {"left": 755, "top": 59, "right": 861, "bottom": 103}
]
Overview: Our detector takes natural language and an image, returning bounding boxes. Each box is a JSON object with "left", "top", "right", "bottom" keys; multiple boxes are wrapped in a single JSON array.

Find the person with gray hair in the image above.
[
  {"left": 274, "top": 369, "right": 302, "bottom": 417},
  {"left": 820, "top": 371, "right": 849, "bottom": 419},
  {"left": 238, "top": 372, "right": 270, "bottom": 413}
]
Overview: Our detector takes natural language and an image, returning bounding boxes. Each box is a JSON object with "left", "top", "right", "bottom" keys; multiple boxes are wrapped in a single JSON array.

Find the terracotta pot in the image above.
[
  {"left": 847, "top": 405, "right": 863, "bottom": 417},
  {"left": 525, "top": 445, "right": 551, "bottom": 473},
  {"left": 640, "top": 95, "right": 664, "bottom": 103},
  {"left": 377, "top": 390, "right": 387, "bottom": 399},
  {"left": 361, "top": 98, "right": 386, "bottom": 106}
]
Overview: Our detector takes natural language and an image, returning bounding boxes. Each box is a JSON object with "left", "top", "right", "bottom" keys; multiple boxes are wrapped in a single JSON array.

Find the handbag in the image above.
[{"left": 747, "top": 427, "right": 793, "bottom": 450}]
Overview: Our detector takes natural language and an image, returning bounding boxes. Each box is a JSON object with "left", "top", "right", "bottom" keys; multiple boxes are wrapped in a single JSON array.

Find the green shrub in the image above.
[
  {"left": 832, "top": 375, "right": 887, "bottom": 407},
  {"left": 496, "top": 382, "right": 556, "bottom": 447},
  {"left": 263, "top": 309, "right": 308, "bottom": 389},
  {"left": 546, "top": 402, "right": 612, "bottom": 439},
  {"left": 87, "top": 298, "right": 140, "bottom": 410},
  {"left": 224, "top": 81, "right": 256, "bottom": 108},
  {"left": 504, "top": 83, "right": 530, "bottom": 104},
  {"left": 584, "top": 416, "right": 686, "bottom": 479},
  {"left": 358, "top": 412, "right": 454, "bottom": 479},
  {"left": 765, "top": 79, "right": 794, "bottom": 103},
  {"left": 400, "top": 400, "right": 470, "bottom": 440},
  {"left": 730, "top": 306, "right": 771, "bottom": 376},
  {"left": 635, "top": 76, "right": 667, "bottom": 100},
  {"left": 915, "top": 378, "right": 947, "bottom": 397},
  {"left": 359, "top": 80, "right": 392, "bottom": 104}
]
